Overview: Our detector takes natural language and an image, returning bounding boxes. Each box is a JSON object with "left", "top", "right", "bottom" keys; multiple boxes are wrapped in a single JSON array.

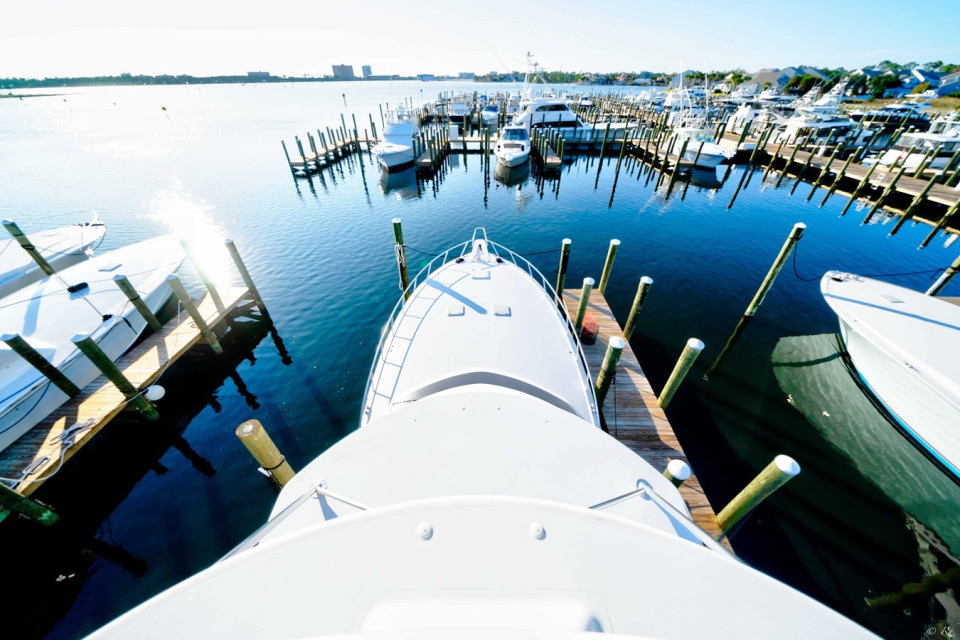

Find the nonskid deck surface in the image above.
[{"left": 365, "top": 253, "right": 593, "bottom": 425}]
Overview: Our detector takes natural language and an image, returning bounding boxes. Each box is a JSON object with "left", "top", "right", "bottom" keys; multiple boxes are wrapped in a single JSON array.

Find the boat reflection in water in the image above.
[
  {"left": 494, "top": 159, "right": 530, "bottom": 187},
  {"left": 378, "top": 167, "right": 419, "bottom": 200},
  {"left": 686, "top": 167, "right": 723, "bottom": 190},
  {"left": 772, "top": 333, "right": 960, "bottom": 557}
]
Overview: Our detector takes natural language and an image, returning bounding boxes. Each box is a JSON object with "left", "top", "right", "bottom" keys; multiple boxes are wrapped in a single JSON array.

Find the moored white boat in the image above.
[
  {"left": 0, "top": 219, "right": 106, "bottom": 299},
  {"left": 0, "top": 236, "right": 184, "bottom": 452},
  {"left": 370, "top": 107, "right": 419, "bottom": 171},
  {"left": 91, "top": 230, "right": 877, "bottom": 639},
  {"left": 821, "top": 271, "right": 960, "bottom": 479},
  {"left": 493, "top": 125, "right": 531, "bottom": 168}
]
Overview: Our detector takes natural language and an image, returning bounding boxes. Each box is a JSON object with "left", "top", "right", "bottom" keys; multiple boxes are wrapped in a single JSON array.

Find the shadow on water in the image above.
[{"left": 0, "top": 315, "right": 282, "bottom": 639}]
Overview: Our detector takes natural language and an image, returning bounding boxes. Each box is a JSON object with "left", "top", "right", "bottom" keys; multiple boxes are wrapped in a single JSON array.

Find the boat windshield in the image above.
[{"left": 502, "top": 129, "right": 529, "bottom": 141}]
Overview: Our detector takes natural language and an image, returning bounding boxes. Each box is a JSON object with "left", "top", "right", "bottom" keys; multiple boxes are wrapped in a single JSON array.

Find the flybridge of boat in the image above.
[{"left": 361, "top": 228, "right": 598, "bottom": 428}]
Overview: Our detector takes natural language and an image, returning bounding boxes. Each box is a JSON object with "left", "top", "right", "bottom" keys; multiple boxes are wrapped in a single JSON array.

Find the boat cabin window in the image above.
[
  {"left": 535, "top": 104, "right": 570, "bottom": 112},
  {"left": 502, "top": 129, "right": 528, "bottom": 141}
]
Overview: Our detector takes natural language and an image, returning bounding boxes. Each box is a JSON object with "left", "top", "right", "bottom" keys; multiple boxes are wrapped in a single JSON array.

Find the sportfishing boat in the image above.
[
  {"left": 92, "top": 230, "right": 876, "bottom": 639},
  {"left": 370, "top": 107, "right": 420, "bottom": 171},
  {"left": 493, "top": 125, "right": 531, "bottom": 167},
  {"left": 0, "top": 236, "right": 184, "bottom": 453},
  {"left": 480, "top": 103, "right": 499, "bottom": 127},
  {"left": 849, "top": 102, "right": 930, "bottom": 130},
  {"left": 669, "top": 115, "right": 735, "bottom": 168},
  {"left": 821, "top": 271, "right": 960, "bottom": 479},
  {"left": 445, "top": 94, "right": 471, "bottom": 124},
  {"left": 862, "top": 115, "right": 960, "bottom": 171},
  {"left": 0, "top": 219, "right": 106, "bottom": 299}
]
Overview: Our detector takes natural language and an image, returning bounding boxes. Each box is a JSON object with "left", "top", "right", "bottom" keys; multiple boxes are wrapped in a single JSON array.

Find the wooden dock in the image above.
[
  {"left": 562, "top": 288, "right": 729, "bottom": 546},
  {"left": 0, "top": 285, "right": 250, "bottom": 501}
]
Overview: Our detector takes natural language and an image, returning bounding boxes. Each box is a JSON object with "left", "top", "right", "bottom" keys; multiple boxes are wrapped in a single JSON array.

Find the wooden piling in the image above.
[
  {"left": 597, "top": 239, "right": 620, "bottom": 295},
  {"left": 573, "top": 277, "right": 595, "bottom": 333},
  {"left": 556, "top": 238, "right": 572, "bottom": 296},
  {"left": 113, "top": 275, "right": 163, "bottom": 332},
  {"left": 224, "top": 239, "right": 271, "bottom": 324},
  {"left": 891, "top": 174, "right": 941, "bottom": 235},
  {"left": 775, "top": 136, "right": 804, "bottom": 188},
  {"left": 0, "top": 483, "right": 59, "bottom": 526},
  {"left": 235, "top": 419, "right": 295, "bottom": 487},
  {"left": 165, "top": 275, "right": 224, "bottom": 354},
  {"left": 926, "top": 253, "right": 960, "bottom": 296},
  {"left": 2, "top": 220, "right": 55, "bottom": 275},
  {"left": 840, "top": 158, "right": 880, "bottom": 216},
  {"left": 657, "top": 338, "right": 705, "bottom": 408},
  {"left": 72, "top": 333, "right": 160, "bottom": 420},
  {"left": 821, "top": 150, "right": 859, "bottom": 207},
  {"left": 2, "top": 333, "right": 81, "bottom": 397},
  {"left": 595, "top": 336, "right": 626, "bottom": 406},
  {"left": 622, "top": 276, "right": 653, "bottom": 341},
  {"left": 806, "top": 146, "right": 841, "bottom": 201},
  {"left": 745, "top": 222, "right": 805, "bottom": 316},
  {"left": 715, "top": 455, "right": 801, "bottom": 533},
  {"left": 180, "top": 240, "right": 224, "bottom": 311},
  {"left": 281, "top": 141, "right": 295, "bottom": 174},
  {"left": 392, "top": 218, "right": 410, "bottom": 300}
]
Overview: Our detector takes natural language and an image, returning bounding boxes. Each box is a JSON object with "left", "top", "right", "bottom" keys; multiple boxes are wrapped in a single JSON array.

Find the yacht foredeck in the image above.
[{"left": 363, "top": 240, "right": 596, "bottom": 426}]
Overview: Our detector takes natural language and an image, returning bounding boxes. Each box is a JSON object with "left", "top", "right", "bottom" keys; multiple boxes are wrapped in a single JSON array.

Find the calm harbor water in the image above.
[{"left": 1, "top": 81, "right": 958, "bottom": 639}]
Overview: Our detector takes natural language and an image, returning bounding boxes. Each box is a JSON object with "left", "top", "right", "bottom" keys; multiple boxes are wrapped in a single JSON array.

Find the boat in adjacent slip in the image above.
[
  {"left": 91, "top": 230, "right": 877, "bottom": 639},
  {"left": 493, "top": 125, "right": 531, "bottom": 168},
  {"left": 821, "top": 271, "right": 960, "bottom": 480},
  {"left": 0, "top": 218, "right": 106, "bottom": 299},
  {"left": 0, "top": 235, "right": 184, "bottom": 453},
  {"left": 370, "top": 107, "right": 419, "bottom": 171}
]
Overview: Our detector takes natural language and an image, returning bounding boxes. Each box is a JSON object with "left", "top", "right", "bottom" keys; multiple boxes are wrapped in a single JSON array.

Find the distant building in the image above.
[
  {"left": 247, "top": 71, "right": 270, "bottom": 78},
  {"left": 362, "top": 65, "right": 372, "bottom": 79},
  {"left": 458, "top": 72, "right": 475, "bottom": 79},
  {"left": 417, "top": 74, "right": 436, "bottom": 81},
  {"left": 749, "top": 67, "right": 824, "bottom": 91},
  {"left": 332, "top": 65, "right": 355, "bottom": 80},
  {"left": 938, "top": 71, "right": 960, "bottom": 96}
]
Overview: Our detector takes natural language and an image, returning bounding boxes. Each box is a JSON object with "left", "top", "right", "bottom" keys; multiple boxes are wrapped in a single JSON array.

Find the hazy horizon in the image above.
[{"left": 2, "top": 0, "right": 958, "bottom": 79}]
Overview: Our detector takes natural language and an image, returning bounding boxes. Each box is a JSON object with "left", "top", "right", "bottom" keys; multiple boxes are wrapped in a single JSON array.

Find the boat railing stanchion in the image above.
[
  {"left": 2, "top": 332, "right": 81, "bottom": 398},
  {"left": 555, "top": 238, "right": 572, "bottom": 299},
  {"left": 597, "top": 239, "right": 620, "bottom": 295},
  {"left": 165, "top": 275, "right": 224, "bottom": 355},
  {"left": 663, "top": 459, "right": 691, "bottom": 487},
  {"left": 622, "top": 276, "right": 654, "bottom": 341},
  {"left": 235, "top": 419, "right": 295, "bottom": 487},
  {"left": 573, "top": 277, "right": 595, "bottom": 334},
  {"left": 71, "top": 333, "right": 160, "bottom": 420},
  {"left": 181, "top": 240, "right": 224, "bottom": 312},
  {"left": 594, "top": 337, "right": 626, "bottom": 406},
  {"left": 2, "top": 219, "right": 55, "bottom": 276},
  {"left": 657, "top": 338, "right": 705, "bottom": 408},
  {"left": 715, "top": 455, "right": 801, "bottom": 535},
  {"left": 225, "top": 239, "right": 272, "bottom": 325}
]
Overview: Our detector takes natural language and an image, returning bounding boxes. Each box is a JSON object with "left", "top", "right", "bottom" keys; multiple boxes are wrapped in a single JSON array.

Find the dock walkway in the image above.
[
  {"left": 562, "top": 288, "right": 728, "bottom": 545},
  {"left": 0, "top": 285, "right": 249, "bottom": 500}
]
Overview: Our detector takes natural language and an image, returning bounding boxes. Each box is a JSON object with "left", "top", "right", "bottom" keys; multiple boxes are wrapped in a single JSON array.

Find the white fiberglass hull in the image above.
[
  {"left": 0, "top": 221, "right": 106, "bottom": 299},
  {"left": 495, "top": 148, "right": 530, "bottom": 168},
  {"left": 0, "top": 236, "right": 184, "bottom": 452},
  {"left": 822, "top": 272, "right": 960, "bottom": 478},
  {"left": 371, "top": 142, "right": 415, "bottom": 170}
]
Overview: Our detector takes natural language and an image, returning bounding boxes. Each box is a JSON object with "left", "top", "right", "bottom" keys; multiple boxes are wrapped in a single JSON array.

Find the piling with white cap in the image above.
[
  {"left": 657, "top": 338, "right": 705, "bottom": 408},
  {"left": 622, "top": 276, "right": 653, "bottom": 341},
  {"left": 555, "top": 238, "right": 572, "bottom": 297},
  {"left": 597, "top": 239, "right": 620, "bottom": 295},
  {"left": 573, "top": 277, "right": 595, "bottom": 334},
  {"left": 595, "top": 337, "right": 626, "bottom": 406},
  {"left": 715, "top": 455, "right": 801, "bottom": 533},
  {"left": 663, "top": 459, "right": 691, "bottom": 487}
]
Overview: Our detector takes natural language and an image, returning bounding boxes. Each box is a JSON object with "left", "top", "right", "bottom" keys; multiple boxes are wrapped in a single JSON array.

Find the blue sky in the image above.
[{"left": 1, "top": 0, "right": 958, "bottom": 78}]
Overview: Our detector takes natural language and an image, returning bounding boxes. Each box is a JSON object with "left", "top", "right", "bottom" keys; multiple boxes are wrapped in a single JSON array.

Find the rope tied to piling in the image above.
[{"left": 790, "top": 237, "right": 946, "bottom": 283}]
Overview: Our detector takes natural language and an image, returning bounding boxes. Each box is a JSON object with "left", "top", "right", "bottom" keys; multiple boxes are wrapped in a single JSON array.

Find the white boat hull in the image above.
[
  {"left": 371, "top": 143, "right": 415, "bottom": 170},
  {"left": 0, "top": 236, "right": 184, "bottom": 452},
  {"left": 0, "top": 222, "right": 106, "bottom": 299},
  {"left": 495, "top": 149, "right": 531, "bottom": 168},
  {"left": 822, "top": 272, "right": 960, "bottom": 478}
]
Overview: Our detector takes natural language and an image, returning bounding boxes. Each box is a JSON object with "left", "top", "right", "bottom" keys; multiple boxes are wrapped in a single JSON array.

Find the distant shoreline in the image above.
[{"left": 0, "top": 75, "right": 437, "bottom": 90}]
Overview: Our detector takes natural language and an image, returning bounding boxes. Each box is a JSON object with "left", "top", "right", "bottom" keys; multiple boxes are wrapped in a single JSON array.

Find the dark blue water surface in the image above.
[{"left": 1, "top": 82, "right": 958, "bottom": 639}]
